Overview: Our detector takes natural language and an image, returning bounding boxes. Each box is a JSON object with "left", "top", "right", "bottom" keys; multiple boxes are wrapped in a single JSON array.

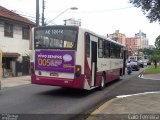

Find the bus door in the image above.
[{"left": 91, "top": 41, "right": 97, "bottom": 87}]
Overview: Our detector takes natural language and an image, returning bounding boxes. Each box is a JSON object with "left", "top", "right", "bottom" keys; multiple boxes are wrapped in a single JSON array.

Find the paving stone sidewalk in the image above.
[
  {"left": 87, "top": 73, "right": 160, "bottom": 120},
  {"left": 0, "top": 76, "right": 31, "bottom": 89}
]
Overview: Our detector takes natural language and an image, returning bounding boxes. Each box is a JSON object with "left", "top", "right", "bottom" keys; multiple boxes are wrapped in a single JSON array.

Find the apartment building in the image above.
[
  {"left": 125, "top": 37, "right": 142, "bottom": 50},
  {"left": 135, "top": 30, "right": 149, "bottom": 49},
  {"left": 126, "top": 37, "right": 136, "bottom": 50},
  {"left": 0, "top": 6, "right": 35, "bottom": 77},
  {"left": 109, "top": 30, "right": 126, "bottom": 46}
]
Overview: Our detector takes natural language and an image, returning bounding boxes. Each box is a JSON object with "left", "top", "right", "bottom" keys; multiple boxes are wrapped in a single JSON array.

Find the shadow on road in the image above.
[{"left": 35, "top": 78, "right": 123, "bottom": 98}]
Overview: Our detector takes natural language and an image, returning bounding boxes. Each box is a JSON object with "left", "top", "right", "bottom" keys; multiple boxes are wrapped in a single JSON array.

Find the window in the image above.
[
  {"left": 86, "top": 33, "right": 90, "bottom": 57},
  {"left": 116, "top": 46, "right": 121, "bottom": 58},
  {"left": 98, "top": 39, "right": 103, "bottom": 58},
  {"left": 120, "top": 47, "right": 124, "bottom": 58},
  {"left": 4, "top": 23, "right": 13, "bottom": 37},
  {"left": 104, "top": 41, "right": 110, "bottom": 58},
  {"left": 110, "top": 43, "right": 116, "bottom": 58},
  {"left": 22, "top": 27, "right": 30, "bottom": 40},
  {"left": 110, "top": 43, "right": 122, "bottom": 58},
  {"left": 34, "top": 28, "right": 78, "bottom": 50}
]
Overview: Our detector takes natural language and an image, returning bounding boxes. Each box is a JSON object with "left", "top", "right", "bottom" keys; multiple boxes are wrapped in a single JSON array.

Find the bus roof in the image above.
[
  {"left": 34, "top": 25, "right": 125, "bottom": 47},
  {"left": 79, "top": 27, "right": 124, "bottom": 47}
]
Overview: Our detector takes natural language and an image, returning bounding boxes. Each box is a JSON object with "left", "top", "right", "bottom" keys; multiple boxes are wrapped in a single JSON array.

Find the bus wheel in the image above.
[{"left": 99, "top": 76, "right": 105, "bottom": 90}]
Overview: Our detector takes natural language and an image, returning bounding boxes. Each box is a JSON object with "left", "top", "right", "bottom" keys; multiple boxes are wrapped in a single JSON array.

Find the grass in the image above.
[{"left": 144, "top": 65, "right": 160, "bottom": 74}]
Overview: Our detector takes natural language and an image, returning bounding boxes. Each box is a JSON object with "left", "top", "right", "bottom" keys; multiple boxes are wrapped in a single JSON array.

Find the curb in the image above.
[
  {"left": 138, "top": 73, "right": 160, "bottom": 80},
  {"left": 138, "top": 70, "right": 144, "bottom": 78},
  {"left": 86, "top": 98, "right": 117, "bottom": 120}
]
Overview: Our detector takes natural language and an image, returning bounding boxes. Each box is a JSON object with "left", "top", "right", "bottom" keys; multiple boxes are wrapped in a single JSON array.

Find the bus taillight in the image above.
[
  {"left": 30, "top": 62, "right": 35, "bottom": 74},
  {"left": 75, "top": 65, "right": 81, "bottom": 77}
]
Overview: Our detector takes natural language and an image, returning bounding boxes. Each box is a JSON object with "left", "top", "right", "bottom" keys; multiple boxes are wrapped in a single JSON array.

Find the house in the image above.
[{"left": 0, "top": 6, "right": 35, "bottom": 78}]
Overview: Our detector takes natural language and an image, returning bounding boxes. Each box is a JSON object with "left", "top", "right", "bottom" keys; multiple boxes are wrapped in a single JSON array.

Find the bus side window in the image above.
[
  {"left": 98, "top": 39, "right": 103, "bottom": 58},
  {"left": 110, "top": 43, "right": 115, "bottom": 58},
  {"left": 104, "top": 41, "right": 110, "bottom": 58},
  {"left": 120, "top": 47, "right": 124, "bottom": 58},
  {"left": 86, "top": 33, "right": 90, "bottom": 57},
  {"left": 116, "top": 45, "right": 121, "bottom": 58}
]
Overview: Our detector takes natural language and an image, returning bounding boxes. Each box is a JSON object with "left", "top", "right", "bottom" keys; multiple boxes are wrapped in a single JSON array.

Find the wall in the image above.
[
  {"left": 0, "top": 20, "right": 31, "bottom": 77},
  {"left": 0, "top": 21, "right": 30, "bottom": 56}
]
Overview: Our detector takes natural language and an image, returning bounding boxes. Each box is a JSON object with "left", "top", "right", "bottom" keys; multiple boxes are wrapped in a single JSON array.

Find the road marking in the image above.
[
  {"left": 138, "top": 73, "right": 160, "bottom": 80},
  {"left": 86, "top": 98, "right": 117, "bottom": 120},
  {"left": 117, "top": 91, "right": 160, "bottom": 98}
]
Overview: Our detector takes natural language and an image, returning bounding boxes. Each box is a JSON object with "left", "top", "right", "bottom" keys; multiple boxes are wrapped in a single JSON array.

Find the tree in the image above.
[
  {"left": 138, "top": 48, "right": 154, "bottom": 55},
  {"left": 129, "top": 0, "right": 160, "bottom": 23},
  {"left": 155, "top": 35, "right": 160, "bottom": 50},
  {"left": 150, "top": 48, "right": 160, "bottom": 68}
]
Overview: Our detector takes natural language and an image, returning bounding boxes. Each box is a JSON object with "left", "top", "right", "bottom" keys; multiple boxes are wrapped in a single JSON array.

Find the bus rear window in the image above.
[{"left": 34, "top": 27, "right": 78, "bottom": 49}]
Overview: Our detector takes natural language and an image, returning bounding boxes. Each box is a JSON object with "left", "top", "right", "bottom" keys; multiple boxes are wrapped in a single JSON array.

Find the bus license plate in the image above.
[{"left": 50, "top": 72, "right": 58, "bottom": 77}]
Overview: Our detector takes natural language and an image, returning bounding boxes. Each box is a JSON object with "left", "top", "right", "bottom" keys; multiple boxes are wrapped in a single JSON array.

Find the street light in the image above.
[{"left": 46, "top": 7, "right": 78, "bottom": 25}]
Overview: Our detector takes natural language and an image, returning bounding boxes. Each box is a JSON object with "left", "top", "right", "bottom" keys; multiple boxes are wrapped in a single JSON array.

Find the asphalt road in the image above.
[{"left": 0, "top": 68, "right": 160, "bottom": 120}]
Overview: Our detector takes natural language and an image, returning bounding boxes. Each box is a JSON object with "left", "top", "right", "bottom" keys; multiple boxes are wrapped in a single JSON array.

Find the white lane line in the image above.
[{"left": 117, "top": 91, "right": 160, "bottom": 98}]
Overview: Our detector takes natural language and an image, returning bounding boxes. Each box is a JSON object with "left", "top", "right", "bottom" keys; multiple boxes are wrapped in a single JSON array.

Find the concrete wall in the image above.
[
  {"left": 0, "top": 21, "right": 30, "bottom": 56},
  {"left": 0, "top": 20, "right": 31, "bottom": 77}
]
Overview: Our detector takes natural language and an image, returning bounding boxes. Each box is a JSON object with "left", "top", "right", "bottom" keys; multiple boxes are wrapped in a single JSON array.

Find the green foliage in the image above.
[
  {"left": 155, "top": 35, "right": 160, "bottom": 50},
  {"left": 129, "top": 0, "right": 160, "bottom": 23},
  {"left": 138, "top": 48, "right": 154, "bottom": 55},
  {"left": 150, "top": 54, "right": 160, "bottom": 62},
  {"left": 144, "top": 65, "right": 160, "bottom": 74},
  {"left": 149, "top": 48, "right": 160, "bottom": 68}
]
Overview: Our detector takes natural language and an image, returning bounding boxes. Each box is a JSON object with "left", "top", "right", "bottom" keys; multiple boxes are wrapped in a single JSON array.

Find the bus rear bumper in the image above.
[{"left": 31, "top": 74, "right": 85, "bottom": 89}]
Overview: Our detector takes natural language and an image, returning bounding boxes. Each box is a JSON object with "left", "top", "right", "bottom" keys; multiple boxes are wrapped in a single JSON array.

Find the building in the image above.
[
  {"left": 135, "top": 30, "right": 149, "bottom": 49},
  {"left": 109, "top": 30, "right": 126, "bottom": 46},
  {"left": 64, "top": 18, "right": 81, "bottom": 26},
  {"left": 126, "top": 37, "right": 136, "bottom": 50},
  {"left": 0, "top": 6, "right": 35, "bottom": 78},
  {"left": 125, "top": 37, "right": 142, "bottom": 50},
  {"left": 135, "top": 37, "right": 141, "bottom": 50}
]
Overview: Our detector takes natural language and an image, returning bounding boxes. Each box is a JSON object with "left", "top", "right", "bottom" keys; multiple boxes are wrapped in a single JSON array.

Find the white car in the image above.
[{"left": 128, "top": 56, "right": 140, "bottom": 70}]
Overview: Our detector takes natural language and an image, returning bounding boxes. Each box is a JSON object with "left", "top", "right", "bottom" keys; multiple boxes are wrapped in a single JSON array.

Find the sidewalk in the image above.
[
  {"left": 0, "top": 75, "right": 31, "bottom": 89},
  {"left": 87, "top": 73, "right": 160, "bottom": 120},
  {"left": 141, "top": 73, "right": 160, "bottom": 80}
]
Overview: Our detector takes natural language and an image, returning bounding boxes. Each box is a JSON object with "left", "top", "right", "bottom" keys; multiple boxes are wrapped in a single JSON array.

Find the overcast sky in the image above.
[{"left": 1, "top": 0, "right": 160, "bottom": 45}]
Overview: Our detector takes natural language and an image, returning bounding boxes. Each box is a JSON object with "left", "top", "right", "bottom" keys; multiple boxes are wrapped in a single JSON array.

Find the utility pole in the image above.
[
  {"left": 36, "top": 0, "right": 39, "bottom": 26},
  {"left": 42, "top": 0, "right": 45, "bottom": 26}
]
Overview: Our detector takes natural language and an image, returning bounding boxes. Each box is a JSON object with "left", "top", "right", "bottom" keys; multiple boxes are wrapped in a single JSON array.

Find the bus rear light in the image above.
[
  {"left": 30, "top": 62, "right": 35, "bottom": 74},
  {"left": 75, "top": 65, "right": 81, "bottom": 77}
]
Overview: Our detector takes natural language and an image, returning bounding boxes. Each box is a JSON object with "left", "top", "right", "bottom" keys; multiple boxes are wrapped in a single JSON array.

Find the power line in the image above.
[
  {"left": 3, "top": 6, "right": 134, "bottom": 26},
  {"left": 45, "top": 6, "right": 133, "bottom": 14},
  {"left": 79, "top": 6, "right": 134, "bottom": 14}
]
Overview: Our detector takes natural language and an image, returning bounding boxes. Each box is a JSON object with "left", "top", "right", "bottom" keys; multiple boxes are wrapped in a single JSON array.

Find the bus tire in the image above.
[{"left": 99, "top": 75, "right": 105, "bottom": 90}]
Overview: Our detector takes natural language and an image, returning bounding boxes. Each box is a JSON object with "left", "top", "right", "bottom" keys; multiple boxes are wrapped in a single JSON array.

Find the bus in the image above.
[{"left": 30, "top": 25, "right": 126, "bottom": 90}]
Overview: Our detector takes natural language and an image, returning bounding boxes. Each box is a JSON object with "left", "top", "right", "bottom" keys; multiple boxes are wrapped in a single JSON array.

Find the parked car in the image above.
[
  {"left": 143, "top": 55, "right": 151, "bottom": 65},
  {"left": 128, "top": 56, "right": 140, "bottom": 71},
  {"left": 129, "top": 55, "right": 145, "bottom": 68},
  {"left": 147, "top": 60, "right": 152, "bottom": 65},
  {"left": 139, "top": 59, "right": 144, "bottom": 68}
]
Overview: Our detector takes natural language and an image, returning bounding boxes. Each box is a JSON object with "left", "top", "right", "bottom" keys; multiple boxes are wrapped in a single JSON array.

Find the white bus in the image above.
[{"left": 30, "top": 25, "right": 125, "bottom": 90}]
